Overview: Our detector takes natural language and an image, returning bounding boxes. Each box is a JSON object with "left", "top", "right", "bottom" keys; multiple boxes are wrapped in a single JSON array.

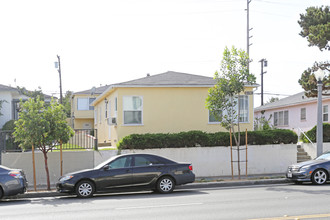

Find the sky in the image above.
[{"left": 1, "top": 0, "right": 329, "bottom": 107}]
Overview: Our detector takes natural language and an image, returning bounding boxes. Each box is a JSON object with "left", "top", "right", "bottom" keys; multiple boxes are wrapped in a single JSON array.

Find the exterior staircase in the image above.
[{"left": 297, "top": 145, "right": 311, "bottom": 163}]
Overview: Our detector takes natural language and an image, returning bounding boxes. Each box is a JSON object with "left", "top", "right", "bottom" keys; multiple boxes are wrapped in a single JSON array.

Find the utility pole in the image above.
[
  {"left": 246, "top": 0, "right": 253, "bottom": 72},
  {"left": 55, "top": 55, "right": 63, "bottom": 104},
  {"left": 259, "top": 59, "right": 267, "bottom": 106}
]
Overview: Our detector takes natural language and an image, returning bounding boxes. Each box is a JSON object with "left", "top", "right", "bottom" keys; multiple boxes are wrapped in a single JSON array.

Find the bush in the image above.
[
  {"left": 2, "top": 120, "right": 16, "bottom": 130},
  {"left": 300, "top": 123, "right": 330, "bottom": 143},
  {"left": 118, "top": 129, "right": 298, "bottom": 150}
]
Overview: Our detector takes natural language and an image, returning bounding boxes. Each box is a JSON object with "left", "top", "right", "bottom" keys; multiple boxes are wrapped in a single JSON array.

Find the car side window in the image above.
[
  {"left": 134, "top": 156, "right": 162, "bottom": 167},
  {"left": 109, "top": 156, "right": 132, "bottom": 169}
]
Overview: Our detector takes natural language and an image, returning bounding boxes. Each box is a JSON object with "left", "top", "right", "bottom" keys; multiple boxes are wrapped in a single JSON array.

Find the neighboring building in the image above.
[
  {"left": 254, "top": 91, "right": 330, "bottom": 134},
  {"left": 0, "top": 84, "right": 54, "bottom": 129},
  {"left": 70, "top": 85, "right": 109, "bottom": 129},
  {"left": 91, "top": 71, "right": 257, "bottom": 146}
]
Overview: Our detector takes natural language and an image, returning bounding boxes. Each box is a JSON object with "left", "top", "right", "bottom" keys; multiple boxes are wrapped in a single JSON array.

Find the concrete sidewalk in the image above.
[{"left": 14, "top": 174, "right": 289, "bottom": 199}]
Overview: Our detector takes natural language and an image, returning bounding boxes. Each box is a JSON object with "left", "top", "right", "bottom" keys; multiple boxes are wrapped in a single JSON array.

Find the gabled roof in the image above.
[
  {"left": 113, "top": 71, "right": 215, "bottom": 87},
  {"left": 74, "top": 85, "right": 109, "bottom": 95},
  {"left": 0, "top": 84, "right": 19, "bottom": 92},
  {"left": 255, "top": 91, "right": 330, "bottom": 112}
]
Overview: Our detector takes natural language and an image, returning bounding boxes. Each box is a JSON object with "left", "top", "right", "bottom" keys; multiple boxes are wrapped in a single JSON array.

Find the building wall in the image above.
[
  {"left": 94, "top": 87, "right": 255, "bottom": 146},
  {"left": 71, "top": 94, "right": 99, "bottom": 129},
  {"left": 254, "top": 99, "right": 330, "bottom": 134},
  {"left": 0, "top": 91, "right": 13, "bottom": 128}
]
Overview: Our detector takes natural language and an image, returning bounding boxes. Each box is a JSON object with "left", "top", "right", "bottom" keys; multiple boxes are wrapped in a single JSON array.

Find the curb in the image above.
[{"left": 16, "top": 178, "right": 290, "bottom": 199}]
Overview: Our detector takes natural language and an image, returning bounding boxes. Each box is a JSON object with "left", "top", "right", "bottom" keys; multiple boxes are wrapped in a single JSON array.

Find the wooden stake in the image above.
[
  {"left": 32, "top": 144, "right": 37, "bottom": 191},
  {"left": 230, "top": 128, "right": 233, "bottom": 180},
  {"left": 246, "top": 129, "right": 248, "bottom": 177}
]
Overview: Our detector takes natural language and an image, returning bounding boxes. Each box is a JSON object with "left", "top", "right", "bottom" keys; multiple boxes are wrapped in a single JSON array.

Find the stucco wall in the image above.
[
  {"left": 0, "top": 91, "right": 13, "bottom": 128},
  {"left": 95, "top": 86, "right": 255, "bottom": 146},
  {"left": 1, "top": 144, "right": 296, "bottom": 188},
  {"left": 301, "top": 143, "right": 330, "bottom": 159}
]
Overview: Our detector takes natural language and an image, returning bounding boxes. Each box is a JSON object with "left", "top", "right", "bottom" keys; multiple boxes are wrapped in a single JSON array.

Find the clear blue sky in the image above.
[{"left": 1, "top": 0, "right": 329, "bottom": 107}]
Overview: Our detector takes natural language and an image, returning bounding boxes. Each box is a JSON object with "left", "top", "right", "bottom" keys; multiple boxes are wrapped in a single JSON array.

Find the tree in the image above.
[
  {"left": 298, "top": 6, "right": 330, "bottom": 97},
  {"left": 62, "top": 90, "right": 73, "bottom": 118},
  {"left": 298, "top": 6, "right": 330, "bottom": 51},
  {"left": 206, "top": 46, "right": 256, "bottom": 147},
  {"left": 17, "top": 86, "right": 45, "bottom": 100},
  {"left": 13, "top": 97, "right": 74, "bottom": 190},
  {"left": 267, "top": 97, "right": 279, "bottom": 104}
]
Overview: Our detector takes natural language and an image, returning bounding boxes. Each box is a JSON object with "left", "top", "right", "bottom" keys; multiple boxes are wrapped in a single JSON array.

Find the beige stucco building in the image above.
[{"left": 91, "top": 71, "right": 257, "bottom": 146}]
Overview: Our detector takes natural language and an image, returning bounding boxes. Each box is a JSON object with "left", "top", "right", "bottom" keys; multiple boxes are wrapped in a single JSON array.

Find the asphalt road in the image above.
[{"left": 2, "top": 183, "right": 330, "bottom": 220}]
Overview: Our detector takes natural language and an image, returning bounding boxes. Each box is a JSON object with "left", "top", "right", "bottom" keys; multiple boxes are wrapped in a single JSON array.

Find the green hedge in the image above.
[
  {"left": 118, "top": 129, "right": 298, "bottom": 150},
  {"left": 301, "top": 123, "right": 330, "bottom": 143}
]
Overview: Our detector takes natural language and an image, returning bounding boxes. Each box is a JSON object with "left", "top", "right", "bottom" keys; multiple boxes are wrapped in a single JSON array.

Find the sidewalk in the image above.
[{"left": 16, "top": 174, "right": 289, "bottom": 199}]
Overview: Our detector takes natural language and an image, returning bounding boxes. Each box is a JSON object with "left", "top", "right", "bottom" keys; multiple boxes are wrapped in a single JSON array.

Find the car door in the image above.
[
  {"left": 95, "top": 155, "right": 133, "bottom": 190},
  {"left": 131, "top": 155, "right": 164, "bottom": 186}
]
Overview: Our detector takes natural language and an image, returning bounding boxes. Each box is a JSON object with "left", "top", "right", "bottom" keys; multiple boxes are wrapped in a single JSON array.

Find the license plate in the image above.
[{"left": 287, "top": 173, "right": 292, "bottom": 178}]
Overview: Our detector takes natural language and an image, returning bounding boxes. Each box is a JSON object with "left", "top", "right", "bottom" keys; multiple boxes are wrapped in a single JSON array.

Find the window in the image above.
[
  {"left": 77, "top": 98, "right": 95, "bottom": 110},
  {"left": 301, "top": 108, "right": 306, "bottom": 121},
  {"left": 209, "top": 110, "right": 222, "bottom": 123},
  {"left": 123, "top": 96, "right": 143, "bottom": 125},
  {"left": 109, "top": 156, "right": 132, "bottom": 169},
  {"left": 94, "top": 107, "right": 98, "bottom": 125},
  {"left": 134, "top": 156, "right": 162, "bottom": 167},
  {"left": 239, "top": 95, "right": 249, "bottom": 123},
  {"left": 274, "top": 110, "right": 288, "bottom": 126},
  {"left": 323, "top": 105, "right": 328, "bottom": 122},
  {"left": 208, "top": 95, "right": 249, "bottom": 123}
]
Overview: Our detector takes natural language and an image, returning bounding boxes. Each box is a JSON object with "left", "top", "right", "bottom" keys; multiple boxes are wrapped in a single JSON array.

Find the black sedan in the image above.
[
  {"left": 286, "top": 151, "right": 330, "bottom": 185},
  {"left": 0, "top": 165, "right": 28, "bottom": 199},
  {"left": 56, "top": 153, "right": 195, "bottom": 197}
]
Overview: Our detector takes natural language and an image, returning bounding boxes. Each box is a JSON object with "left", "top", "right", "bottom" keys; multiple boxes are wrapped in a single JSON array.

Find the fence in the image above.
[{"left": 0, "top": 129, "right": 98, "bottom": 163}]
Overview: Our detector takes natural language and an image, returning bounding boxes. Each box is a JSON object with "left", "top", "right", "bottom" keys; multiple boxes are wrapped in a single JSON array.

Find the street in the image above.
[{"left": 1, "top": 183, "right": 330, "bottom": 220}]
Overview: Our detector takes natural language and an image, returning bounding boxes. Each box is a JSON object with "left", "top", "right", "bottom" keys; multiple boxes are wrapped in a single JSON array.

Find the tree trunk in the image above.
[{"left": 42, "top": 150, "right": 51, "bottom": 190}]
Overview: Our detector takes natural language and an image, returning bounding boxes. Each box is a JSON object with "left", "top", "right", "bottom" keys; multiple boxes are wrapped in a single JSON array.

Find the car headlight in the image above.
[
  {"left": 299, "top": 166, "right": 310, "bottom": 172},
  {"left": 60, "top": 175, "right": 74, "bottom": 182}
]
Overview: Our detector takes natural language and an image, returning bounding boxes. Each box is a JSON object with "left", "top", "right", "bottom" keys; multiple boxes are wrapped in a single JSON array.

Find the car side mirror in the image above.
[{"left": 103, "top": 164, "right": 111, "bottom": 170}]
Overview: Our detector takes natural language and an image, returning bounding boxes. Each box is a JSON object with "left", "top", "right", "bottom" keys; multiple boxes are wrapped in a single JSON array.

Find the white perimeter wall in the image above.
[{"left": 1, "top": 144, "right": 297, "bottom": 188}]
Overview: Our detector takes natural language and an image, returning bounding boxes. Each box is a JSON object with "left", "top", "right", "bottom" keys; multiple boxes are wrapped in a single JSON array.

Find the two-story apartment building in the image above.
[{"left": 91, "top": 71, "right": 257, "bottom": 146}]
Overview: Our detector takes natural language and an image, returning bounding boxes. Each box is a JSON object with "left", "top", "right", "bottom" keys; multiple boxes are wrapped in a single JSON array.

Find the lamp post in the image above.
[
  {"left": 259, "top": 58, "right": 267, "bottom": 106},
  {"left": 55, "top": 55, "right": 63, "bottom": 104},
  {"left": 315, "top": 68, "right": 325, "bottom": 157}
]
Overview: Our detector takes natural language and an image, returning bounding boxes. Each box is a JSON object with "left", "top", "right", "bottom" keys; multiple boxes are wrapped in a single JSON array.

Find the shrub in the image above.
[
  {"left": 300, "top": 123, "right": 330, "bottom": 143},
  {"left": 118, "top": 129, "right": 298, "bottom": 150}
]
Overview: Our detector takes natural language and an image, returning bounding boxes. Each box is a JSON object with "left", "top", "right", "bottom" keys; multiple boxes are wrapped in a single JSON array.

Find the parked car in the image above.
[
  {"left": 286, "top": 151, "right": 330, "bottom": 185},
  {"left": 56, "top": 153, "right": 195, "bottom": 198},
  {"left": 0, "top": 165, "right": 28, "bottom": 199}
]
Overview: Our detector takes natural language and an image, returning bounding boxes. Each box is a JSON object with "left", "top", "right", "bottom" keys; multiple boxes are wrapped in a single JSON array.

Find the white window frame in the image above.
[
  {"left": 77, "top": 97, "right": 95, "bottom": 111},
  {"left": 323, "top": 105, "right": 328, "bottom": 122},
  {"left": 300, "top": 108, "right": 306, "bottom": 121},
  {"left": 274, "top": 110, "right": 289, "bottom": 126},
  {"left": 123, "top": 96, "right": 143, "bottom": 125}
]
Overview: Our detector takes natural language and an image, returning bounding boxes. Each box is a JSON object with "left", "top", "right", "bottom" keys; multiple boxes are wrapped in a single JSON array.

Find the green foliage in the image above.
[
  {"left": 254, "top": 113, "right": 273, "bottom": 131},
  {"left": 2, "top": 120, "right": 16, "bottom": 130},
  {"left": 298, "top": 61, "right": 330, "bottom": 98},
  {"left": 206, "top": 46, "right": 256, "bottom": 147},
  {"left": 13, "top": 97, "right": 74, "bottom": 190},
  {"left": 62, "top": 90, "right": 73, "bottom": 118},
  {"left": 17, "top": 86, "right": 45, "bottom": 100},
  {"left": 298, "top": 6, "right": 330, "bottom": 51},
  {"left": 118, "top": 130, "right": 298, "bottom": 150},
  {"left": 300, "top": 123, "right": 330, "bottom": 143}
]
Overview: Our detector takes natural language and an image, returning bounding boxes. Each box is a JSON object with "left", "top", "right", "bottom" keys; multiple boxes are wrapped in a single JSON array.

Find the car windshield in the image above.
[{"left": 316, "top": 152, "right": 330, "bottom": 160}]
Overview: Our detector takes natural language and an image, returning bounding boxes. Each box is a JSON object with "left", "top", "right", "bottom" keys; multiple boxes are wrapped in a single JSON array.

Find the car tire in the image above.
[
  {"left": 157, "top": 176, "right": 175, "bottom": 194},
  {"left": 0, "top": 187, "right": 3, "bottom": 199},
  {"left": 75, "top": 180, "right": 95, "bottom": 198},
  {"left": 311, "top": 169, "right": 328, "bottom": 185}
]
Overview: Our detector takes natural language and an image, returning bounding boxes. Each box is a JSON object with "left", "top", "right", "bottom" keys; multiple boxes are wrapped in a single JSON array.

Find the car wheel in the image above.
[
  {"left": 157, "top": 176, "right": 175, "bottom": 194},
  {"left": 0, "top": 187, "right": 3, "bottom": 199},
  {"left": 75, "top": 180, "right": 95, "bottom": 198},
  {"left": 312, "top": 169, "right": 328, "bottom": 185}
]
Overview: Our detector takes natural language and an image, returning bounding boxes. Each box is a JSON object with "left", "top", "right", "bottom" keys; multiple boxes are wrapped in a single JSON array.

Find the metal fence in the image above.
[{"left": 0, "top": 129, "right": 98, "bottom": 159}]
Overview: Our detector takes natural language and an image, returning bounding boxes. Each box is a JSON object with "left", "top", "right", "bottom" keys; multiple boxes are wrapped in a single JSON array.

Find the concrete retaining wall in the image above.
[
  {"left": 301, "top": 143, "right": 330, "bottom": 159},
  {"left": 1, "top": 144, "right": 297, "bottom": 188}
]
